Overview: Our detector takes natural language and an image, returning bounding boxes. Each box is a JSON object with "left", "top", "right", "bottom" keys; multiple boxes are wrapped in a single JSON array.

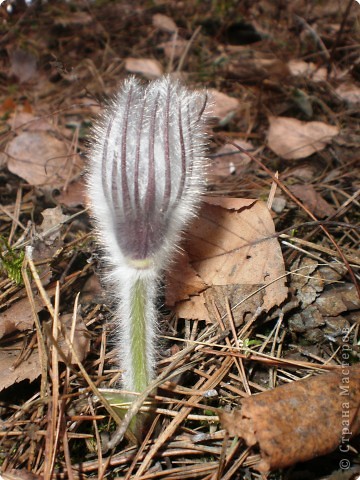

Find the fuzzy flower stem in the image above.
[
  {"left": 130, "top": 277, "right": 149, "bottom": 392},
  {"left": 87, "top": 76, "right": 210, "bottom": 397}
]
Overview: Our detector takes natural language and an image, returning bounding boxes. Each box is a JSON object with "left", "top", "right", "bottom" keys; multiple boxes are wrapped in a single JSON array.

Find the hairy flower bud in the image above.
[
  {"left": 88, "top": 76, "right": 209, "bottom": 271},
  {"left": 87, "top": 76, "right": 210, "bottom": 394}
]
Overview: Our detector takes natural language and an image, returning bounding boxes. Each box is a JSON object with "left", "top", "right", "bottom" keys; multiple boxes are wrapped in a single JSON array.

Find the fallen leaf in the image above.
[
  {"left": 171, "top": 294, "right": 210, "bottom": 322},
  {"left": 229, "top": 56, "right": 290, "bottom": 83},
  {"left": 31, "top": 206, "right": 69, "bottom": 285},
  {"left": 9, "top": 49, "right": 38, "bottom": 84},
  {"left": 282, "top": 164, "right": 317, "bottom": 182},
  {"left": 38, "top": 206, "right": 69, "bottom": 245},
  {"left": 267, "top": 116, "right": 339, "bottom": 160},
  {"left": 79, "top": 274, "right": 105, "bottom": 304},
  {"left": 289, "top": 184, "right": 336, "bottom": 218},
  {"left": 0, "top": 295, "right": 43, "bottom": 339},
  {"left": 7, "top": 111, "right": 53, "bottom": 131},
  {"left": 49, "top": 313, "right": 91, "bottom": 364},
  {"left": 125, "top": 57, "right": 163, "bottom": 79},
  {"left": 169, "top": 197, "right": 288, "bottom": 325},
  {"left": 336, "top": 82, "right": 360, "bottom": 105},
  {"left": 0, "top": 346, "right": 41, "bottom": 392},
  {"left": 209, "top": 140, "right": 253, "bottom": 177},
  {"left": 209, "top": 89, "right": 240, "bottom": 125},
  {"left": 152, "top": 13, "right": 177, "bottom": 33},
  {"left": 287, "top": 59, "right": 328, "bottom": 82},
  {"left": 220, "top": 364, "right": 360, "bottom": 472},
  {"left": 55, "top": 178, "right": 86, "bottom": 207},
  {"left": 166, "top": 251, "right": 207, "bottom": 306},
  {"left": 6, "top": 131, "right": 74, "bottom": 187}
]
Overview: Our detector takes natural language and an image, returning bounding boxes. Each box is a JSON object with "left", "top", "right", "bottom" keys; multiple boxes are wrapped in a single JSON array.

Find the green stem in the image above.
[{"left": 131, "top": 277, "right": 150, "bottom": 393}]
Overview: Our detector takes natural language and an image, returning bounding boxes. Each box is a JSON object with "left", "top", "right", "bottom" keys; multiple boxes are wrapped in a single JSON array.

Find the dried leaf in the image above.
[
  {"left": 55, "top": 179, "right": 86, "bottom": 207},
  {"left": 38, "top": 206, "right": 69, "bottom": 245},
  {"left": 209, "top": 140, "right": 252, "bottom": 177},
  {"left": 31, "top": 206, "right": 69, "bottom": 285},
  {"left": 125, "top": 57, "right": 163, "bottom": 79},
  {"left": 6, "top": 131, "right": 75, "bottom": 187},
  {"left": 267, "top": 116, "right": 339, "bottom": 160},
  {"left": 287, "top": 59, "right": 328, "bottom": 82},
  {"left": 209, "top": 89, "right": 239, "bottom": 124},
  {"left": 7, "top": 111, "right": 53, "bottom": 131},
  {"left": 79, "top": 274, "right": 105, "bottom": 304},
  {"left": 152, "top": 13, "right": 177, "bottom": 33},
  {"left": 170, "top": 198, "right": 287, "bottom": 324},
  {"left": 54, "top": 313, "right": 91, "bottom": 364},
  {"left": 0, "top": 347, "right": 41, "bottom": 392},
  {"left": 336, "top": 82, "right": 360, "bottom": 105},
  {"left": 289, "top": 184, "right": 336, "bottom": 218},
  {"left": 166, "top": 251, "right": 207, "bottom": 306},
  {"left": 220, "top": 364, "right": 360, "bottom": 472},
  {"left": 283, "top": 164, "right": 317, "bottom": 182},
  {"left": 229, "top": 57, "right": 290, "bottom": 82},
  {"left": 0, "top": 296, "right": 43, "bottom": 339}
]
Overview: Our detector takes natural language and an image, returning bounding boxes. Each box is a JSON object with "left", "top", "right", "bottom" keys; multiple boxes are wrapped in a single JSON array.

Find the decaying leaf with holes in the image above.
[{"left": 220, "top": 364, "right": 360, "bottom": 472}]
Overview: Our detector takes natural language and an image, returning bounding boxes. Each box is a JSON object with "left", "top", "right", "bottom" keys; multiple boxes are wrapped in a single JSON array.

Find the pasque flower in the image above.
[{"left": 87, "top": 76, "right": 209, "bottom": 394}]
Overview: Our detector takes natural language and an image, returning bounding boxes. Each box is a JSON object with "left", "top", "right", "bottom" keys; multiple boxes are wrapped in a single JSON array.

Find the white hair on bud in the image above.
[{"left": 87, "top": 76, "right": 210, "bottom": 393}]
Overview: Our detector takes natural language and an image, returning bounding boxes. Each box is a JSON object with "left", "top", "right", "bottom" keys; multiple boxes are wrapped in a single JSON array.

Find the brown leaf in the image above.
[
  {"left": 170, "top": 197, "right": 287, "bottom": 324},
  {"left": 209, "top": 140, "right": 252, "bottom": 177},
  {"left": 229, "top": 56, "right": 290, "bottom": 83},
  {"left": 172, "top": 294, "right": 210, "bottom": 322},
  {"left": 31, "top": 206, "right": 69, "bottom": 285},
  {"left": 152, "top": 13, "right": 177, "bottom": 33},
  {"left": 0, "top": 346, "right": 41, "bottom": 392},
  {"left": 125, "top": 58, "right": 163, "bottom": 79},
  {"left": 282, "top": 164, "right": 317, "bottom": 182},
  {"left": 287, "top": 59, "right": 328, "bottom": 82},
  {"left": 267, "top": 116, "right": 339, "bottom": 160},
  {"left": 336, "top": 82, "right": 360, "bottom": 106},
  {"left": 209, "top": 89, "right": 239, "bottom": 124},
  {"left": 0, "top": 295, "right": 43, "bottom": 339},
  {"left": 289, "top": 184, "right": 336, "bottom": 218},
  {"left": 55, "top": 178, "right": 86, "bottom": 207},
  {"left": 220, "top": 364, "right": 360, "bottom": 472},
  {"left": 166, "top": 252, "right": 207, "bottom": 306},
  {"left": 7, "top": 111, "right": 53, "bottom": 131},
  {"left": 38, "top": 206, "right": 69, "bottom": 245},
  {"left": 79, "top": 274, "right": 106, "bottom": 305},
  {"left": 6, "top": 131, "right": 77, "bottom": 187},
  {"left": 54, "top": 313, "right": 91, "bottom": 364}
]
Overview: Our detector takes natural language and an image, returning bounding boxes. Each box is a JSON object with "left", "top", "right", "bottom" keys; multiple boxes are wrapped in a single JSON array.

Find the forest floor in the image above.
[{"left": 0, "top": 0, "right": 360, "bottom": 479}]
